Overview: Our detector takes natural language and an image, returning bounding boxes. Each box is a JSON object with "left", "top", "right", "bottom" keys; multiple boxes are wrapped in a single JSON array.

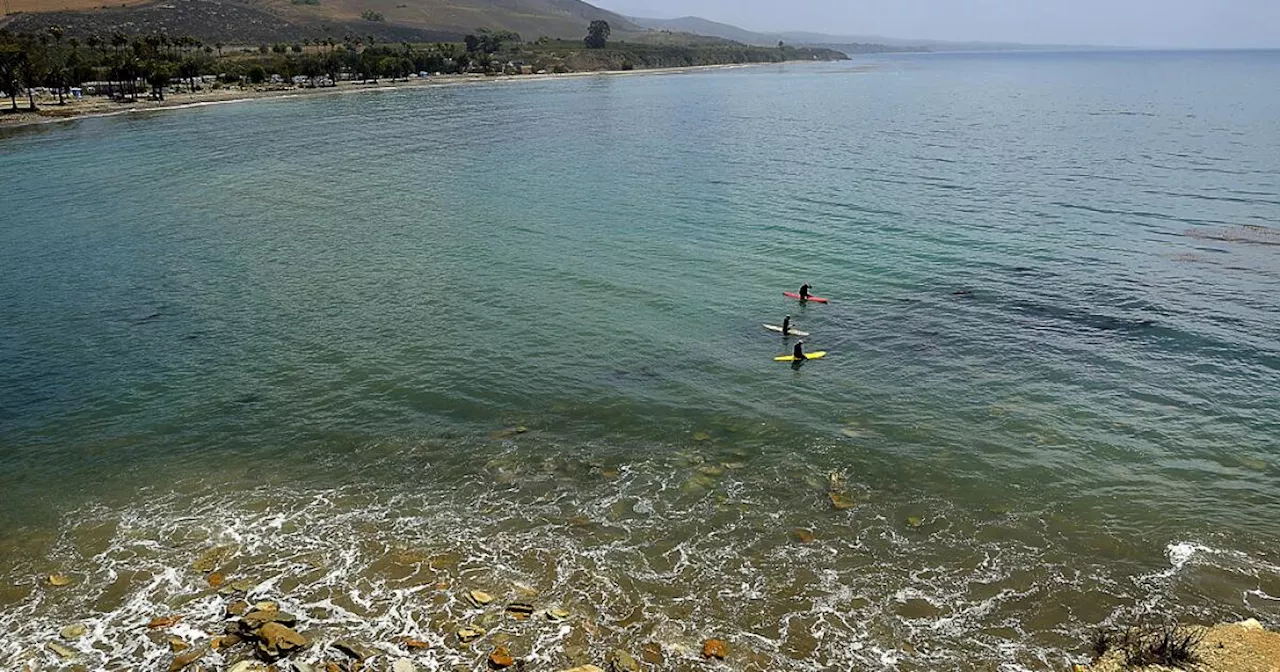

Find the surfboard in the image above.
[
  {"left": 764, "top": 324, "right": 810, "bottom": 336},
  {"left": 783, "top": 292, "right": 829, "bottom": 303},
  {"left": 774, "top": 351, "right": 828, "bottom": 361}
]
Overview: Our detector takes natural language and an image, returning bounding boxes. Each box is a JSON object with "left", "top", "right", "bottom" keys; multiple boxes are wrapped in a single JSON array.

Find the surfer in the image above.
[
  {"left": 792, "top": 340, "right": 805, "bottom": 361},
  {"left": 782, "top": 315, "right": 793, "bottom": 335},
  {"left": 798, "top": 284, "right": 812, "bottom": 301}
]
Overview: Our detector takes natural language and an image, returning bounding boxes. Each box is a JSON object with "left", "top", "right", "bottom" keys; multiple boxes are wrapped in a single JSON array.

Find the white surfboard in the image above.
[{"left": 764, "top": 324, "right": 809, "bottom": 337}]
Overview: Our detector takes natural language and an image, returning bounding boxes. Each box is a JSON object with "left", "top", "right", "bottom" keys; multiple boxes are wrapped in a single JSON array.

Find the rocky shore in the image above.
[
  {"left": 1083, "top": 619, "right": 1280, "bottom": 672},
  {"left": 31, "top": 542, "right": 738, "bottom": 672}
]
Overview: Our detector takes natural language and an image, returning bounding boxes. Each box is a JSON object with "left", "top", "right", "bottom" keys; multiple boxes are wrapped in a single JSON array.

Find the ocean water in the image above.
[{"left": 2, "top": 50, "right": 1279, "bottom": 671}]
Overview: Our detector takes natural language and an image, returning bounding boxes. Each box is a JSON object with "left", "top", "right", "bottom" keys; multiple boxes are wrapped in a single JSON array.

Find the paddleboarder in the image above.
[
  {"left": 792, "top": 340, "right": 805, "bottom": 361},
  {"left": 782, "top": 315, "right": 793, "bottom": 335},
  {"left": 798, "top": 283, "right": 812, "bottom": 301}
]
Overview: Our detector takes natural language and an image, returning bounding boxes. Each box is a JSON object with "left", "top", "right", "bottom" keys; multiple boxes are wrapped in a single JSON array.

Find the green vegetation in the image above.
[
  {"left": 360, "top": 10, "right": 385, "bottom": 22},
  {"left": 0, "top": 22, "right": 846, "bottom": 114},
  {"left": 290, "top": 0, "right": 320, "bottom": 4},
  {"left": 584, "top": 20, "right": 610, "bottom": 49}
]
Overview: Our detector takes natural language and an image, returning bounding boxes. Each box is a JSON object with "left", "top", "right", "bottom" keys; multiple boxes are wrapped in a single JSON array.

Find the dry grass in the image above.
[{"left": 6, "top": 0, "right": 151, "bottom": 12}]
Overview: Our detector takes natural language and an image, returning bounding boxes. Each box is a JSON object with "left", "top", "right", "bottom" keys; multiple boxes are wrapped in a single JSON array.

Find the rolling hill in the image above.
[{"left": 1, "top": 0, "right": 639, "bottom": 43}]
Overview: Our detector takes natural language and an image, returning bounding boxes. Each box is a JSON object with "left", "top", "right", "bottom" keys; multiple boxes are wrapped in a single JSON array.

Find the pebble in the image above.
[
  {"left": 59, "top": 623, "right": 88, "bottom": 639},
  {"left": 392, "top": 658, "right": 417, "bottom": 672},
  {"left": 793, "top": 529, "right": 816, "bottom": 543},
  {"left": 46, "top": 573, "right": 72, "bottom": 587},
  {"left": 397, "top": 636, "right": 431, "bottom": 649},
  {"left": 506, "top": 602, "right": 535, "bottom": 619},
  {"left": 207, "top": 572, "right": 225, "bottom": 588},
  {"left": 228, "top": 662, "right": 269, "bottom": 672},
  {"left": 558, "top": 667, "right": 603, "bottom": 672},
  {"left": 332, "top": 639, "right": 374, "bottom": 661},
  {"left": 253, "top": 600, "right": 280, "bottom": 612},
  {"left": 702, "top": 638, "right": 729, "bottom": 660},
  {"left": 906, "top": 516, "right": 924, "bottom": 528},
  {"left": 468, "top": 589, "right": 495, "bottom": 607}
]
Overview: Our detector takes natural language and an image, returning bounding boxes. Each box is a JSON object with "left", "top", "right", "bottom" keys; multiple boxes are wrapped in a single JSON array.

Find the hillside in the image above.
[
  {"left": 1, "top": 0, "right": 638, "bottom": 43},
  {"left": 628, "top": 15, "right": 1100, "bottom": 52}
]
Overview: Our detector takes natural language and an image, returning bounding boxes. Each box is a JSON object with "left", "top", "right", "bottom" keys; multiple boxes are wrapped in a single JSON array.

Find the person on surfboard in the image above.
[
  {"left": 792, "top": 341, "right": 805, "bottom": 361},
  {"left": 782, "top": 315, "right": 793, "bottom": 335},
  {"left": 798, "top": 284, "right": 812, "bottom": 301}
]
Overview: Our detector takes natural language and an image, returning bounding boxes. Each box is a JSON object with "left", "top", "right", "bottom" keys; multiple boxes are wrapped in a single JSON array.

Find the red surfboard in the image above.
[{"left": 784, "top": 291, "right": 829, "bottom": 303}]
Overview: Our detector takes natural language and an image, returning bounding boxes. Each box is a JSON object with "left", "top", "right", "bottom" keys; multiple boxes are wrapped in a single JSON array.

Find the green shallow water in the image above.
[{"left": 2, "top": 51, "right": 1280, "bottom": 670}]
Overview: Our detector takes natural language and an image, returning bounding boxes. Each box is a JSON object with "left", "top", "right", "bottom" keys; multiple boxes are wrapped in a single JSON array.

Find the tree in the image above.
[
  {"left": 0, "top": 45, "right": 23, "bottom": 111},
  {"left": 146, "top": 61, "right": 171, "bottom": 100},
  {"left": 247, "top": 64, "right": 267, "bottom": 84},
  {"left": 463, "top": 33, "right": 480, "bottom": 53},
  {"left": 584, "top": 20, "right": 610, "bottom": 49}
]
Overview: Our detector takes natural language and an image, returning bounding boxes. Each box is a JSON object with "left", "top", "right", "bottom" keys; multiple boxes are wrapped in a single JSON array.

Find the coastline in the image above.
[{"left": 0, "top": 61, "right": 791, "bottom": 131}]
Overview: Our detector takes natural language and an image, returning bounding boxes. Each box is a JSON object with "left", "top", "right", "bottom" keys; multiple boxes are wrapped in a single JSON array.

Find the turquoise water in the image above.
[{"left": 2, "top": 51, "right": 1279, "bottom": 670}]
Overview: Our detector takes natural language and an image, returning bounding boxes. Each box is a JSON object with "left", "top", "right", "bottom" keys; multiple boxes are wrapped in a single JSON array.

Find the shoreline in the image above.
[{"left": 0, "top": 61, "right": 795, "bottom": 131}]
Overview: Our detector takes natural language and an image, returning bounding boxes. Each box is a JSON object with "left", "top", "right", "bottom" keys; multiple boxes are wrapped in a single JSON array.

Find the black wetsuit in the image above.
[
  {"left": 792, "top": 342, "right": 804, "bottom": 360},
  {"left": 798, "top": 284, "right": 810, "bottom": 300},
  {"left": 782, "top": 317, "right": 792, "bottom": 335}
]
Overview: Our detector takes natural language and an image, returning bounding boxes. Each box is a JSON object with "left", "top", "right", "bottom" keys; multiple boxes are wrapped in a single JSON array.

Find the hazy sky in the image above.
[{"left": 593, "top": 0, "right": 1280, "bottom": 48}]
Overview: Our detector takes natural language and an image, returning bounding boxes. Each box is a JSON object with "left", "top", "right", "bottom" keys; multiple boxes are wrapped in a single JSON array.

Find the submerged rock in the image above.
[
  {"left": 906, "top": 516, "right": 924, "bottom": 528},
  {"left": 702, "top": 639, "right": 729, "bottom": 659},
  {"left": 793, "top": 528, "right": 816, "bottom": 543},
  {"left": 46, "top": 573, "right": 73, "bottom": 587},
  {"left": 468, "top": 589, "right": 495, "bottom": 607},
  {"left": 558, "top": 667, "right": 604, "bottom": 672},
  {"left": 227, "top": 662, "right": 269, "bottom": 672},
  {"left": 456, "top": 626, "right": 486, "bottom": 644},
  {"left": 607, "top": 648, "right": 640, "bottom": 672},
  {"left": 641, "top": 641, "right": 664, "bottom": 665},
  {"left": 147, "top": 615, "right": 183, "bottom": 629},
  {"left": 332, "top": 639, "right": 374, "bottom": 661},
  {"left": 59, "top": 623, "right": 88, "bottom": 639},
  {"left": 829, "top": 493, "right": 855, "bottom": 510},
  {"left": 392, "top": 658, "right": 417, "bottom": 672},
  {"left": 192, "top": 544, "right": 236, "bottom": 573},
  {"left": 207, "top": 572, "right": 226, "bottom": 588}
]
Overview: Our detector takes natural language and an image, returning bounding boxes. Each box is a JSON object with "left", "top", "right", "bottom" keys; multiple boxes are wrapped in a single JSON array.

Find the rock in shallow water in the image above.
[
  {"left": 702, "top": 638, "right": 729, "bottom": 659},
  {"left": 468, "top": 589, "right": 494, "bottom": 607},
  {"left": 59, "top": 623, "right": 88, "bottom": 639},
  {"left": 607, "top": 648, "right": 639, "bottom": 672},
  {"left": 256, "top": 621, "right": 308, "bottom": 659},
  {"left": 167, "top": 642, "right": 207, "bottom": 672},
  {"left": 488, "top": 645, "right": 515, "bottom": 668},
  {"left": 391, "top": 658, "right": 417, "bottom": 672},
  {"left": 45, "top": 640, "right": 78, "bottom": 659}
]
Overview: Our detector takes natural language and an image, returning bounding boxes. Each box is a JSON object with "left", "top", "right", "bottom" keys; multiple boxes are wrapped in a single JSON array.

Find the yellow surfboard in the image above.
[{"left": 774, "top": 351, "right": 827, "bottom": 361}]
